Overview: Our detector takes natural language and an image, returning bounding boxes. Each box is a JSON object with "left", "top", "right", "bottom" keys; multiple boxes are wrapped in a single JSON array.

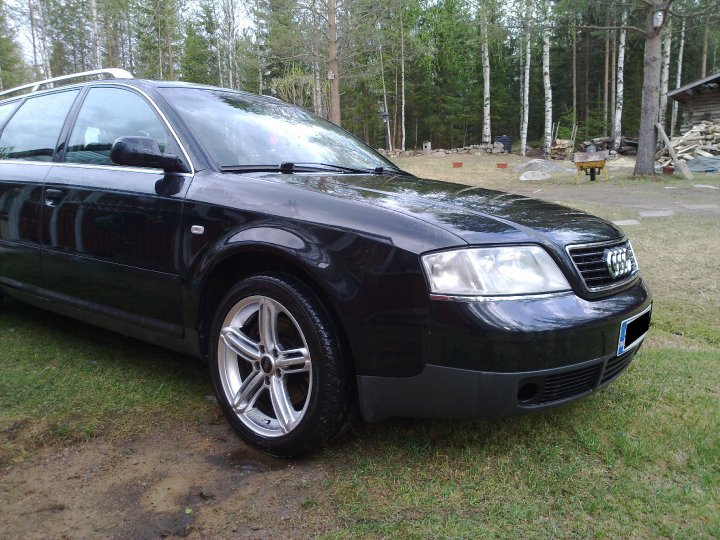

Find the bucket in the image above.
[
  {"left": 452, "top": 162, "right": 463, "bottom": 168},
  {"left": 496, "top": 163, "right": 508, "bottom": 169}
]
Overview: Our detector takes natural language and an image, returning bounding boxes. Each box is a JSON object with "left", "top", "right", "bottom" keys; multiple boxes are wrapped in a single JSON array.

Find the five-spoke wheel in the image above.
[{"left": 210, "top": 273, "right": 353, "bottom": 457}]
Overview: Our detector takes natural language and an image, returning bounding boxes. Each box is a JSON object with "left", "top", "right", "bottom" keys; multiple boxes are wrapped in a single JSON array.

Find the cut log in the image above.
[{"left": 656, "top": 122, "right": 693, "bottom": 180}]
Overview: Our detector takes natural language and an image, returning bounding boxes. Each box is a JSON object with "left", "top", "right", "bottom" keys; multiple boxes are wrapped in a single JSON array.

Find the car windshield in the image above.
[{"left": 160, "top": 87, "right": 397, "bottom": 172}]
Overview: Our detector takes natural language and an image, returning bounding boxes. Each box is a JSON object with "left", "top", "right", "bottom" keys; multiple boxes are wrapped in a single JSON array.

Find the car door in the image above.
[
  {"left": 42, "top": 85, "right": 193, "bottom": 337},
  {"left": 0, "top": 89, "right": 81, "bottom": 292}
]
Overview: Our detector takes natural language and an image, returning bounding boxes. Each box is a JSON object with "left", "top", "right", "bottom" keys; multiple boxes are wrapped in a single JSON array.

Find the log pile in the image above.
[
  {"left": 655, "top": 120, "right": 720, "bottom": 165},
  {"left": 379, "top": 142, "right": 508, "bottom": 158},
  {"left": 550, "top": 139, "right": 573, "bottom": 159},
  {"left": 581, "top": 136, "right": 638, "bottom": 155}
]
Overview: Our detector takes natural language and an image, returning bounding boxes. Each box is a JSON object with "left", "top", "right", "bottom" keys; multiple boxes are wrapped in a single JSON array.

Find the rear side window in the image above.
[
  {"left": 65, "top": 87, "right": 178, "bottom": 166},
  {"left": 0, "top": 90, "right": 79, "bottom": 161}
]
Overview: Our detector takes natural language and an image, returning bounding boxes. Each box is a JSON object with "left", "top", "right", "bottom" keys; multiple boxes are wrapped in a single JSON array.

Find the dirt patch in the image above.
[{"left": 0, "top": 421, "right": 334, "bottom": 539}]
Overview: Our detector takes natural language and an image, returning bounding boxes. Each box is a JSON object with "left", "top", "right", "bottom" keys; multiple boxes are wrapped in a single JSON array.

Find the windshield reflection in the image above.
[{"left": 160, "top": 88, "right": 395, "bottom": 171}]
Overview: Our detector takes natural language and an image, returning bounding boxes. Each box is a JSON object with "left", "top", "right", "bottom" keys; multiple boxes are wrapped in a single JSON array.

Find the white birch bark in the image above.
[
  {"left": 671, "top": 18, "right": 685, "bottom": 137},
  {"left": 659, "top": 17, "right": 672, "bottom": 129},
  {"left": 612, "top": 6, "right": 627, "bottom": 152},
  {"left": 481, "top": 13, "right": 491, "bottom": 144},
  {"left": 90, "top": 0, "right": 101, "bottom": 68},
  {"left": 542, "top": 0, "right": 552, "bottom": 157},
  {"left": 35, "top": 0, "right": 52, "bottom": 78},
  {"left": 520, "top": 0, "right": 531, "bottom": 157},
  {"left": 28, "top": 0, "right": 38, "bottom": 77},
  {"left": 610, "top": 29, "right": 616, "bottom": 129}
]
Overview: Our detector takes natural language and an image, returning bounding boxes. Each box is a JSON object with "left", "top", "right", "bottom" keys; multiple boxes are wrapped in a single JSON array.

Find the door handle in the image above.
[{"left": 44, "top": 188, "right": 64, "bottom": 206}]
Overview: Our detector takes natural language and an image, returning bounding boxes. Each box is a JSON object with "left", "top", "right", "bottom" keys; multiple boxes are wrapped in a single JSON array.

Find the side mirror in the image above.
[{"left": 110, "top": 136, "right": 190, "bottom": 173}]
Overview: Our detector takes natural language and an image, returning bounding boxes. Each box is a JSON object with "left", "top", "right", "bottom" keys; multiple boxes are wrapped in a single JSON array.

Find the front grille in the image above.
[
  {"left": 539, "top": 364, "right": 601, "bottom": 404},
  {"left": 601, "top": 352, "right": 634, "bottom": 385},
  {"left": 567, "top": 239, "right": 638, "bottom": 291}
]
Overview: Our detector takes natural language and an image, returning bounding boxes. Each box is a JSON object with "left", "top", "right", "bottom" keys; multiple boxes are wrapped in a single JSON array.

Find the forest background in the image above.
[{"left": 0, "top": 0, "right": 717, "bottom": 163}]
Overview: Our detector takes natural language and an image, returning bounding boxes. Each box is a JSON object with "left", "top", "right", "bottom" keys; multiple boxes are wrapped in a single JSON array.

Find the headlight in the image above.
[{"left": 421, "top": 246, "right": 571, "bottom": 296}]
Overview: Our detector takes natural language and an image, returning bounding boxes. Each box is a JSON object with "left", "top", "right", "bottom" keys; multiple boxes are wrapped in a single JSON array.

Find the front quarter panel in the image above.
[{"left": 181, "top": 171, "right": 466, "bottom": 376}]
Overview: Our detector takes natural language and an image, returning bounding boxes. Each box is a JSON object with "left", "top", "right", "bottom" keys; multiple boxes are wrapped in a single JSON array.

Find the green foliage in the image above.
[
  {"left": 0, "top": 1, "right": 28, "bottom": 88},
  {"left": 4, "top": 0, "right": 716, "bottom": 155},
  {"left": 181, "top": 21, "right": 217, "bottom": 85}
]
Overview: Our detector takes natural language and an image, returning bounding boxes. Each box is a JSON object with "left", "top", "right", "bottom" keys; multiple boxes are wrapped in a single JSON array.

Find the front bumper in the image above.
[{"left": 358, "top": 278, "right": 651, "bottom": 422}]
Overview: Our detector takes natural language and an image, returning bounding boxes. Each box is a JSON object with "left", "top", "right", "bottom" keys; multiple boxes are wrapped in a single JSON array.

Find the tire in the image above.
[
  {"left": 590, "top": 168, "right": 597, "bottom": 181},
  {"left": 209, "top": 273, "right": 353, "bottom": 457}
]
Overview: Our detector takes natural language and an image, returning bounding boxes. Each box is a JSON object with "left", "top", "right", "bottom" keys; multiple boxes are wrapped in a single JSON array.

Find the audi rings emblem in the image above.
[{"left": 603, "top": 246, "right": 633, "bottom": 278}]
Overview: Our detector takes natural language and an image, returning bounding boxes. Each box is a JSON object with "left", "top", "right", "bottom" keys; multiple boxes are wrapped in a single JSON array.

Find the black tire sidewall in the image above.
[{"left": 209, "top": 273, "right": 346, "bottom": 457}]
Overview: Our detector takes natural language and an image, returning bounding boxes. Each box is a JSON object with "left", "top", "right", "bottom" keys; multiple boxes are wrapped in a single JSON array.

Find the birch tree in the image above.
[
  {"left": 612, "top": 5, "right": 627, "bottom": 152},
  {"left": 90, "top": 0, "right": 100, "bottom": 68},
  {"left": 659, "top": 16, "right": 671, "bottom": 130},
  {"left": 519, "top": 0, "right": 530, "bottom": 156},
  {"left": 542, "top": 0, "right": 552, "bottom": 157},
  {"left": 481, "top": 11, "right": 491, "bottom": 144},
  {"left": 670, "top": 17, "right": 685, "bottom": 137}
]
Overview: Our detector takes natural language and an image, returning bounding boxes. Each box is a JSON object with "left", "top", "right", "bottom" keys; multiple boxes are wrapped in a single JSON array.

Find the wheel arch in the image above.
[{"left": 195, "top": 244, "right": 355, "bottom": 376}]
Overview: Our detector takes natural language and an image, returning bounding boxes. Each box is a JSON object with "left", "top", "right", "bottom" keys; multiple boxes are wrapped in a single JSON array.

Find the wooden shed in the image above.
[{"left": 668, "top": 72, "right": 720, "bottom": 132}]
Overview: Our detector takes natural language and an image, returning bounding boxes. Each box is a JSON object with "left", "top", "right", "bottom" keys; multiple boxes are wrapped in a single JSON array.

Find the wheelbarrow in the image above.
[{"left": 573, "top": 150, "right": 609, "bottom": 185}]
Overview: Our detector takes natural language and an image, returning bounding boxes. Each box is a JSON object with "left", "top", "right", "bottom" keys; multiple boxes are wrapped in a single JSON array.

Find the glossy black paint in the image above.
[{"left": 0, "top": 78, "right": 652, "bottom": 422}]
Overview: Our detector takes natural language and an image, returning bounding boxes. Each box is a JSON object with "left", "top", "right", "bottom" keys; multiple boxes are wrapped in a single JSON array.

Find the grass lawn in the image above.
[{"left": 1, "top": 160, "right": 718, "bottom": 537}]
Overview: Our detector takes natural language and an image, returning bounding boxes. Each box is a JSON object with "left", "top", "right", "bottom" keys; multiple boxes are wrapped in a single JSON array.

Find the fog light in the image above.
[{"left": 517, "top": 382, "right": 539, "bottom": 403}]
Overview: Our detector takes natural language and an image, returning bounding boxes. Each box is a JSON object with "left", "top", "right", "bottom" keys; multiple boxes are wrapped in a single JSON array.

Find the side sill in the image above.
[{"left": 0, "top": 281, "right": 201, "bottom": 358}]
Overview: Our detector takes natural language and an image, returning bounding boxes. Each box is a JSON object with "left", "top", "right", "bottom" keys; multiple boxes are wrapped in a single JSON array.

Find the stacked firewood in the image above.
[
  {"left": 581, "top": 136, "right": 638, "bottom": 155},
  {"left": 550, "top": 139, "right": 573, "bottom": 160},
  {"left": 655, "top": 120, "right": 720, "bottom": 164}
]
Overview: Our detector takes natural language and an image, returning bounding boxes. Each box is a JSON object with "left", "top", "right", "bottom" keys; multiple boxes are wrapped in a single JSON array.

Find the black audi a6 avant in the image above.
[{"left": 0, "top": 69, "right": 651, "bottom": 456}]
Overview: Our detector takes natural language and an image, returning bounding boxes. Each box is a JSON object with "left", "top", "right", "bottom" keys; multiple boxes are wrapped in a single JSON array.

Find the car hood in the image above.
[{"left": 268, "top": 172, "right": 622, "bottom": 248}]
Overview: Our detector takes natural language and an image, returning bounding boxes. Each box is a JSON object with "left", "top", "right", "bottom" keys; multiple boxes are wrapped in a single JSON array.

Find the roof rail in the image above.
[{"left": 0, "top": 68, "right": 134, "bottom": 99}]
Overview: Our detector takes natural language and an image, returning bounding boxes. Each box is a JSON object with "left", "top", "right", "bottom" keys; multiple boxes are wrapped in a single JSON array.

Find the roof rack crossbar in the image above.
[{"left": 0, "top": 68, "right": 134, "bottom": 99}]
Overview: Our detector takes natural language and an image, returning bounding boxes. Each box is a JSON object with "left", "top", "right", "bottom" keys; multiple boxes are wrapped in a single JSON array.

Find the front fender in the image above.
[{"left": 182, "top": 216, "right": 431, "bottom": 377}]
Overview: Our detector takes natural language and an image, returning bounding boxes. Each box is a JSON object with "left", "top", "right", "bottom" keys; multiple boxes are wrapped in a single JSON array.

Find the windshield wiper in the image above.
[
  {"left": 294, "top": 162, "right": 412, "bottom": 176},
  {"left": 220, "top": 162, "right": 411, "bottom": 176},
  {"left": 220, "top": 162, "right": 302, "bottom": 173}
]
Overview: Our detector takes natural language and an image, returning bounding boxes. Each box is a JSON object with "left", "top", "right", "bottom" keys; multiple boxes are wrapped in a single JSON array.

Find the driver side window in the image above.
[{"left": 65, "top": 87, "right": 178, "bottom": 166}]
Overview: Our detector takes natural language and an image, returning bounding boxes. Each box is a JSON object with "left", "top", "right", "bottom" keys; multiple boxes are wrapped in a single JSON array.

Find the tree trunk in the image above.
[
  {"left": 379, "top": 46, "right": 392, "bottom": 152},
  {"left": 28, "top": 0, "right": 38, "bottom": 78},
  {"left": 572, "top": 21, "right": 577, "bottom": 128},
  {"left": 612, "top": 8, "right": 627, "bottom": 152},
  {"left": 610, "top": 29, "right": 616, "bottom": 130},
  {"left": 671, "top": 18, "right": 685, "bottom": 137},
  {"left": 400, "top": 14, "right": 406, "bottom": 151},
  {"left": 520, "top": 0, "right": 531, "bottom": 157},
  {"left": 659, "top": 17, "right": 672, "bottom": 130},
  {"left": 542, "top": 0, "right": 552, "bottom": 157},
  {"left": 328, "top": 0, "right": 341, "bottom": 126},
  {"left": 90, "top": 0, "right": 101, "bottom": 68},
  {"left": 35, "top": 0, "right": 52, "bottom": 78},
  {"left": 633, "top": 1, "right": 665, "bottom": 177},
  {"left": 604, "top": 28, "right": 609, "bottom": 135},
  {"left": 584, "top": 29, "right": 589, "bottom": 128},
  {"left": 701, "top": 24, "right": 708, "bottom": 78},
  {"left": 481, "top": 14, "right": 491, "bottom": 144}
]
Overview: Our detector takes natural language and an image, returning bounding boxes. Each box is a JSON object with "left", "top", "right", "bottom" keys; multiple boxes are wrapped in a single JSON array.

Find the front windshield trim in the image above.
[{"left": 159, "top": 87, "right": 403, "bottom": 175}]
